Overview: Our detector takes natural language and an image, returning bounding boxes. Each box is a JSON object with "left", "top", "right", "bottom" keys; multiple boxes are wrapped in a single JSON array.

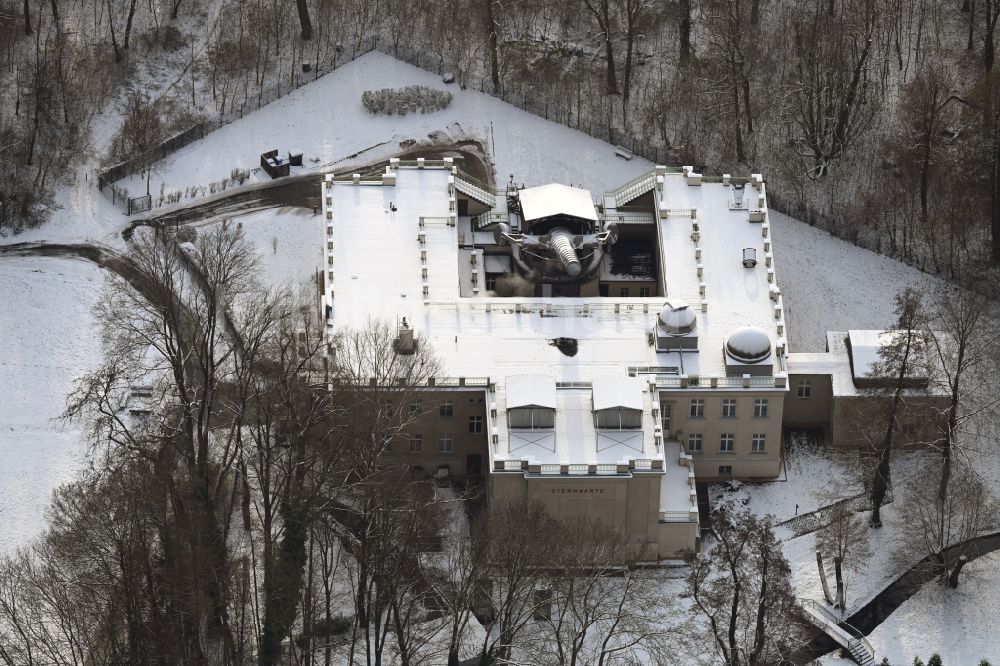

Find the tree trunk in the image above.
[
  {"left": 259, "top": 501, "right": 309, "bottom": 665},
  {"left": 124, "top": 0, "right": 138, "bottom": 50},
  {"left": 171, "top": 0, "right": 183, "bottom": 20},
  {"left": 732, "top": 76, "right": 745, "bottom": 163},
  {"left": 679, "top": 0, "right": 691, "bottom": 64},
  {"left": 484, "top": 0, "right": 501, "bottom": 92},
  {"left": 23, "top": 0, "right": 31, "bottom": 35},
  {"left": 992, "top": 109, "right": 1000, "bottom": 263},
  {"left": 968, "top": 0, "right": 976, "bottom": 51},
  {"left": 948, "top": 555, "right": 968, "bottom": 588},
  {"left": 816, "top": 551, "right": 835, "bottom": 604},
  {"left": 834, "top": 557, "right": 845, "bottom": 609},
  {"left": 603, "top": 33, "right": 619, "bottom": 94},
  {"left": 296, "top": 0, "right": 313, "bottom": 41}
]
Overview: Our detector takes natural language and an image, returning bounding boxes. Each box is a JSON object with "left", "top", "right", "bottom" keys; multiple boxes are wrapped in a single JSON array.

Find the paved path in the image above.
[{"left": 789, "top": 530, "right": 1000, "bottom": 664}]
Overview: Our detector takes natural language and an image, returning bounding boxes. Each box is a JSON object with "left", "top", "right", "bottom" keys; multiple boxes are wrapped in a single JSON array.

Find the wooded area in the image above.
[
  {"left": 3, "top": 0, "right": 1000, "bottom": 286},
  {"left": 2, "top": 0, "right": 1000, "bottom": 285}
]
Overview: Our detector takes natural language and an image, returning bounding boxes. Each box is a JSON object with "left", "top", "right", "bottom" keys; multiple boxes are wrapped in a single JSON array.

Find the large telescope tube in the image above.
[{"left": 549, "top": 228, "right": 581, "bottom": 277}]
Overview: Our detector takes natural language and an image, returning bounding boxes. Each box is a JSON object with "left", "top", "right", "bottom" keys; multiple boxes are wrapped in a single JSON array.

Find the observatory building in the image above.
[{"left": 317, "top": 160, "right": 940, "bottom": 560}]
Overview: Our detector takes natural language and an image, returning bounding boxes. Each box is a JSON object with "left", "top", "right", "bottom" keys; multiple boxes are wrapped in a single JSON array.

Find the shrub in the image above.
[{"left": 361, "top": 85, "right": 453, "bottom": 116}]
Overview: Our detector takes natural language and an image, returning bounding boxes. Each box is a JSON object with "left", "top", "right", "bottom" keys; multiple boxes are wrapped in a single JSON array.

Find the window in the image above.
[
  {"left": 687, "top": 433, "right": 703, "bottom": 452},
  {"left": 486, "top": 275, "right": 497, "bottom": 291},
  {"left": 660, "top": 402, "right": 672, "bottom": 432},
  {"left": 409, "top": 434, "right": 423, "bottom": 452},
  {"left": 722, "top": 399, "right": 737, "bottom": 418},
  {"left": 596, "top": 407, "right": 642, "bottom": 429},
  {"left": 719, "top": 465, "right": 733, "bottom": 476},
  {"left": 468, "top": 415, "right": 483, "bottom": 433},
  {"left": 689, "top": 399, "right": 704, "bottom": 418},
  {"left": 439, "top": 399, "right": 454, "bottom": 416},
  {"left": 752, "top": 433, "right": 766, "bottom": 453},
  {"left": 720, "top": 433, "right": 734, "bottom": 453},
  {"left": 754, "top": 398, "right": 768, "bottom": 418},
  {"left": 508, "top": 407, "right": 555, "bottom": 429},
  {"left": 438, "top": 434, "right": 453, "bottom": 453},
  {"left": 619, "top": 287, "right": 630, "bottom": 297},
  {"left": 797, "top": 380, "right": 812, "bottom": 399},
  {"left": 409, "top": 399, "right": 422, "bottom": 415},
  {"left": 639, "top": 287, "right": 651, "bottom": 297}
]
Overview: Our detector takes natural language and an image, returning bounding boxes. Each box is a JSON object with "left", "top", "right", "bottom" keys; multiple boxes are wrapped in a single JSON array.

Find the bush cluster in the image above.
[{"left": 361, "top": 85, "right": 453, "bottom": 116}]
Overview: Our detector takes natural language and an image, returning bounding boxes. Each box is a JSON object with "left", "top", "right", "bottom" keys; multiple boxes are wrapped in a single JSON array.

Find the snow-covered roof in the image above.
[
  {"left": 848, "top": 329, "right": 893, "bottom": 379},
  {"left": 517, "top": 183, "right": 598, "bottom": 222},
  {"left": 592, "top": 375, "right": 643, "bottom": 411},
  {"left": 505, "top": 374, "right": 557, "bottom": 409}
]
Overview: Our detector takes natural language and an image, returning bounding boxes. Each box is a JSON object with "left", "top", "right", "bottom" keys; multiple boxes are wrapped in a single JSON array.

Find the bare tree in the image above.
[
  {"left": 925, "top": 285, "right": 1000, "bottom": 530},
  {"left": 110, "top": 93, "right": 166, "bottom": 196},
  {"left": 868, "top": 288, "right": 928, "bottom": 528},
  {"left": 702, "top": 0, "right": 757, "bottom": 164},
  {"left": 817, "top": 504, "right": 872, "bottom": 609},
  {"left": 531, "top": 518, "right": 673, "bottom": 665},
  {"left": 904, "top": 461, "right": 999, "bottom": 587},
  {"left": 65, "top": 224, "right": 275, "bottom": 664},
  {"left": 685, "top": 510, "right": 803, "bottom": 666},
  {"left": 476, "top": 501, "right": 561, "bottom": 663},
  {"left": 582, "top": 0, "right": 620, "bottom": 94},
  {"left": 296, "top": 0, "right": 314, "bottom": 40},
  {"left": 783, "top": 0, "right": 882, "bottom": 178}
]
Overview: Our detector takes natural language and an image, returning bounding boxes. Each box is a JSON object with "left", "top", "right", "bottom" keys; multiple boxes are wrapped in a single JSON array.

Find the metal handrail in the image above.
[{"left": 801, "top": 600, "right": 874, "bottom": 660}]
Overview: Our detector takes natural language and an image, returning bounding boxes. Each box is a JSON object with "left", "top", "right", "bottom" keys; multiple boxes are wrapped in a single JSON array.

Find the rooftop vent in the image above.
[
  {"left": 725, "top": 326, "right": 771, "bottom": 364},
  {"left": 655, "top": 299, "right": 698, "bottom": 352},
  {"left": 742, "top": 247, "right": 757, "bottom": 268},
  {"left": 658, "top": 299, "right": 697, "bottom": 336}
]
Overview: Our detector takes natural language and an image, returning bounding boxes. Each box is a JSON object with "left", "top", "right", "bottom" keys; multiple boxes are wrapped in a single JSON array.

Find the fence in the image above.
[{"left": 97, "top": 36, "right": 379, "bottom": 214}]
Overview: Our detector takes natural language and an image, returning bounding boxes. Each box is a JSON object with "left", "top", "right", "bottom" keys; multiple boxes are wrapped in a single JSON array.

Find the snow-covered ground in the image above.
[
  {"left": 770, "top": 210, "right": 945, "bottom": 352},
  {"left": 865, "top": 550, "right": 1000, "bottom": 664},
  {"left": 781, "top": 460, "right": 928, "bottom": 612},
  {"left": 123, "top": 50, "right": 654, "bottom": 203},
  {"left": 228, "top": 207, "right": 324, "bottom": 293},
  {"left": 0, "top": 257, "right": 105, "bottom": 552},
  {"left": 711, "top": 433, "right": 860, "bottom": 525}
]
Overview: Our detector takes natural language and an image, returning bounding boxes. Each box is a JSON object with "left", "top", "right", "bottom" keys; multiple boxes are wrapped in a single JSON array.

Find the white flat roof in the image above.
[
  {"left": 518, "top": 183, "right": 598, "bottom": 222},
  {"left": 505, "top": 374, "right": 557, "bottom": 409},
  {"left": 324, "top": 169, "right": 787, "bottom": 382},
  {"left": 592, "top": 375, "right": 644, "bottom": 411},
  {"left": 848, "top": 329, "right": 892, "bottom": 379}
]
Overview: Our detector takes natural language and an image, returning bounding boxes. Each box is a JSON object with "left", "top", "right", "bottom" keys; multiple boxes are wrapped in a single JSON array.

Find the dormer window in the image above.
[
  {"left": 505, "top": 374, "right": 557, "bottom": 431},
  {"left": 508, "top": 406, "right": 555, "bottom": 429},
  {"left": 592, "top": 375, "right": 644, "bottom": 430}
]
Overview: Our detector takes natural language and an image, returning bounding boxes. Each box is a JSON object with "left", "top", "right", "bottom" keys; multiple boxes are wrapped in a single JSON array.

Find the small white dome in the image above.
[
  {"left": 658, "top": 300, "right": 697, "bottom": 336},
  {"left": 726, "top": 326, "right": 771, "bottom": 363}
]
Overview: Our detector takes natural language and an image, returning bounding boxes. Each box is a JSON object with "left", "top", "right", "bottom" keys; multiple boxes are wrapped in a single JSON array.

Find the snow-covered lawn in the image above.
[
  {"left": 865, "top": 550, "right": 1000, "bottom": 665},
  {"left": 228, "top": 207, "right": 324, "bottom": 293},
  {"left": 124, "top": 50, "right": 654, "bottom": 205},
  {"left": 770, "top": 210, "right": 944, "bottom": 352},
  {"left": 711, "top": 433, "right": 860, "bottom": 525},
  {"left": 768, "top": 451, "right": 943, "bottom": 615},
  {"left": 0, "top": 257, "right": 104, "bottom": 552}
]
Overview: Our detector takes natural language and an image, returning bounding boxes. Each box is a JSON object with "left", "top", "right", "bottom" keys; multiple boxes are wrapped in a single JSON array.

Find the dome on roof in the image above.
[
  {"left": 657, "top": 300, "right": 697, "bottom": 336},
  {"left": 726, "top": 326, "right": 771, "bottom": 364}
]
